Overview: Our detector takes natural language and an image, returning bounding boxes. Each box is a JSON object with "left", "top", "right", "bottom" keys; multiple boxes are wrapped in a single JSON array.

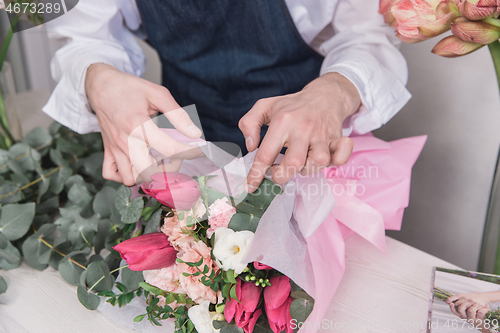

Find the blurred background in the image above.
[{"left": 1, "top": 9, "right": 499, "bottom": 271}]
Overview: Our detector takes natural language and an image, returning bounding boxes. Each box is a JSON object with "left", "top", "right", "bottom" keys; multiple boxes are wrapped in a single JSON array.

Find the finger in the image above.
[
  {"left": 239, "top": 98, "right": 273, "bottom": 152},
  {"left": 454, "top": 298, "right": 470, "bottom": 307},
  {"left": 135, "top": 158, "right": 183, "bottom": 184},
  {"left": 300, "top": 142, "right": 331, "bottom": 176},
  {"left": 477, "top": 307, "right": 489, "bottom": 320},
  {"left": 457, "top": 301, "right": 474, "bottom": 319},
  {"left": 330, "top": 137, "right": 354, "bottom": 166},
  {"left": 102, "top": 146, "right": 123, "bottom": 183},
  {"left": 246, "top": 123, "right": 285, "bottom": 192},
  {"left": 130, "top": 120, "right": 204, "bottom": 160},
  {"left": 271, "top": 139, "right": 308, "bottom": 184},
  {"left": 149, "top": 86, "right": 202, "bottom": 138},
  {"left": 114, "top": 150, "right": 136, "bottom": 186},
  {"left": 450, "top": 303, "right": 460, "bottom": 317},
  {"left": 467, "top": 303, "right": 483, "bottom": 321},
  {"left": 447, "top": 295, "right": 460, "bottom": 304}
]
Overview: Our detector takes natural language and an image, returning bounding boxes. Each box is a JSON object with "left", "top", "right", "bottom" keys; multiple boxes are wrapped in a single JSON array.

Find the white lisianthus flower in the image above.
[
  {"left": 0, "top": 0, "right": 5, "bottom": 10},
  {"left": 187, "top": 300, "right": 220, "bottom": 333},
  {"left": 212, "top": 227, "right": 254, "bottom": 274}
]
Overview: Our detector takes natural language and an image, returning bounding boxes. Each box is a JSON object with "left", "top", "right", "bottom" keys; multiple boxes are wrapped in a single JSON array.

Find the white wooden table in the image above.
[{"left": 0, "top": 234, "right": 458, "bottom": 333}]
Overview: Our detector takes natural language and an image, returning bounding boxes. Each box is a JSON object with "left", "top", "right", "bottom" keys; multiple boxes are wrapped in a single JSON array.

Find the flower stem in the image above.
[
  {"left": 0, "top": 16, "right": 20, "bottom": 148},
  {"left": 0, "top": 16, "right": 19, "bottom": 73},
  {"left": 489, "top": 41, "right": 500, "bottom": 275},
  {"left": 489, "top": 41, "right": 500, "bottom": 92}
]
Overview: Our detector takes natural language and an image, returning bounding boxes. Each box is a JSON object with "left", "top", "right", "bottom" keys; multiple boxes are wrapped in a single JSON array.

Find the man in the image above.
[{"left": 43, "top": 0, "right": 411, "bottom": 192}]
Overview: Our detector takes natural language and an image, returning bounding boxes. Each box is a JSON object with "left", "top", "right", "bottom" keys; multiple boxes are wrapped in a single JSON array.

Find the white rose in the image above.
[
  {"left": 187, "top": 300, "right": 220, "bottom": 333},
  {"left": 212, "top": 227, "right": 254, "bottom": 274}
]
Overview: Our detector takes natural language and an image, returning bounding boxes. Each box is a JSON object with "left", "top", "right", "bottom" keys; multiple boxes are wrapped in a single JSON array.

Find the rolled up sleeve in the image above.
[
  {"left": 42, "top": 0, "right": 145, "bottom": 134},
  {"left": 320, "top": 0, "right": 412, "bottom": 135}
]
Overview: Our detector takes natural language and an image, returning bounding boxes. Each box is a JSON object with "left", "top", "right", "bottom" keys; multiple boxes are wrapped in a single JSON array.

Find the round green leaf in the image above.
[
  {"left": 121, "top": 266, "right": 144, "bottom": 291},
  {"left": 289, "top": 297, "right": 315, "bottom": 326},
  {"left": 0, "top": 203, "right": 36, "bottom": 241},
  {"left": 228, "top": 213, "right": 260, "bottom": 233},
  {"left": 0, "top": 240, "right": 21, "bottom": 270},
  {"left": 22, "top": 127, "right": 53, "bottom": 156},
  {"left": 115, "top": 186, "right": 143, "bottom": 224},
  {"left": 59, "top": 251, "right": 89, "bottom": 286},
  {"left": 0, "top": 182, "right": 22, "bottom": 204},
  {"left": 0, "top": 276, "right": 7, "bottom": 294},
  {"left": 93, "top": 187, "right": 117, "bottom": 219},
  {"left": 77, "top": 285, "right": 100, "bottom": 310},
  {"left": 86, "top": 261, "right": 114, "bottom": 292}
]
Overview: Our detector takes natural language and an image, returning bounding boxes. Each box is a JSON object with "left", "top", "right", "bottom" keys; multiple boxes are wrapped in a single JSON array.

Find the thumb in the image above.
[
  {"left": 238, "top": 98, "right": 273, "bottom": 152},
  {"left": 149, "top": 86, "right": 202, "bottom": 139}
]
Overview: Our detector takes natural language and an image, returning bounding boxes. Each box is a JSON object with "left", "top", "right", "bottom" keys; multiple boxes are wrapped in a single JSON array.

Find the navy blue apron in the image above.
[{"left": 135, "top": 0, "right": 323, "bottom": 154}]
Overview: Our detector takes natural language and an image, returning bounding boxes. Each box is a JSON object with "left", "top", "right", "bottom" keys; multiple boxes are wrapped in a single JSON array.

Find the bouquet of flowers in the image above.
[
  {"left": 110, "top": 171, "right": 313, "bottom": 333},
  {"left": 65, "top": 131, "right": 426, "bottom": 333}
]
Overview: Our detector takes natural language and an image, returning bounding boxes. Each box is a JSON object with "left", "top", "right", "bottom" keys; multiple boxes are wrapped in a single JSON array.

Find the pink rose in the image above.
[
  {"left": 224, "top": 279, "right": 263, "bottom": 333},
  {"left": 207, "top": 197, "right": 236, "bottom": 238},
  {"left": 176, "top": 241, "right": 218, "bottom": 304},
  {"left": 141, "top": 172, "right": 201, "bottom": 211},
  {"left": 143, "top": 265, "right": 186, "bottom": 308},
  {"left": 113, "top": 233, "right": 177, "bottom": 271},
  {"left": 264, "top": 276, "right": 293, "bottom": 333}
]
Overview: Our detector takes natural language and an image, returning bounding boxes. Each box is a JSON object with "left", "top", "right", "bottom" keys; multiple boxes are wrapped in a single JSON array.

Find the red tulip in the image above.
[
  {"left": 224, "top": 279, "right": 263, "bottom": 333},
  {"left": 113, "top": 233, "right": 177, "bottom": 271},
  {"left": 141, "top": 172, "right": 201, "bottom": 211},
  {"left": 253, "top": 262, "right": 273, "bottom": 270},
  {"left": 264, "top": 276, "right": 293, "bottom": 333}
]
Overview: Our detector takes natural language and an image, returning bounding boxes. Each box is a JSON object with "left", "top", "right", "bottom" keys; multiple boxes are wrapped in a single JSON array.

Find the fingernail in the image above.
[
  {"left": 245, "top": 136, "right": 253, "bottom": 149},
  {"left": 189, "top": 125, "right": 201, "bottom": 135}
]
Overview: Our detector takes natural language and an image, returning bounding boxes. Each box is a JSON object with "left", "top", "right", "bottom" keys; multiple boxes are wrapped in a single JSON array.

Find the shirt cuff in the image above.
[
  {"left": 43, "top": 52, "right": 141, "bottom": 134},
  {"left": 321, "top": 51, "right": 412, "bottom": 136}
]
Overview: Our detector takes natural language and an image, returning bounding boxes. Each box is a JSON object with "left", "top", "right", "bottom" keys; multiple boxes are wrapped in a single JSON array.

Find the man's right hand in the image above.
[{"left": 85, "top": 63, "right": 203, "bottom": 186}]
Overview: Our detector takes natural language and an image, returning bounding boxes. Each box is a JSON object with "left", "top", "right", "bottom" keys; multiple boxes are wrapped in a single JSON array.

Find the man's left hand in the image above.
[{"left": 239, "top": 72, "right": 361, "bottom": 192}]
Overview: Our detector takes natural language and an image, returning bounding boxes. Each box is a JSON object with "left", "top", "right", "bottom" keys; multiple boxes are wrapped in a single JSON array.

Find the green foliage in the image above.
[
  {"left": 0, "top": 276, "right": 6, "bottom": 294},
  {"left": 228, "top": 179, "right": 283, "bottom": 233},
  {"left": 115, "top": 186, "right": 144, "bottom": 224}
]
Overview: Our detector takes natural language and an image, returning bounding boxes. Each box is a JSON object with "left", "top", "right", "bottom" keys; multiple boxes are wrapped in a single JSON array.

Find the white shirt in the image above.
[{"left": 42, "top": 0, "right": 412, "bottom": 135}]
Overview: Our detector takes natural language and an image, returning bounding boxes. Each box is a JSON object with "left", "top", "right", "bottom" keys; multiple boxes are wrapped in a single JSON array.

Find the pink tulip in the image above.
[
  {"left": 113, "top": 233, "right": 177, "bottom": 271},
  {"left": 253, "top": 262, "right": 273, "bottom": 270},
  {"left": 456, "top": 0, "right": 500, "bottom": 20},
  {"left": 224, "top": 279, "right": 263, "bottom": 333},
  {"left": 379, "top": 0, "right": 458, "bottom": 42},
  {"left": 264, "top": 276, "right": 293, "bottom": 333},
  {"left": 432, "top": 34, "right": 484, "bottom": 57},
  {"left": 141, "top": 172, "right": 201, "bottom": 211},
  {"left": 451, "top": 16, "right": 500, "bottom": 43}
]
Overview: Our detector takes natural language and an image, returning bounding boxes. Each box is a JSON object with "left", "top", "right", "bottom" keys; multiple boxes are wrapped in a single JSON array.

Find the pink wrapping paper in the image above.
[
  {"left": 303, "top": 133, "right": 427, "bottom": 331},
  {"left": 132, "top": 129, "right": 426, "bottom": 332}
]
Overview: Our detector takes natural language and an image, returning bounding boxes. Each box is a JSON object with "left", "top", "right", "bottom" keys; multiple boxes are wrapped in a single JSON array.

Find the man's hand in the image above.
[
  {"left": 239, "top": 73, "right": 361, "bottom": 192},
  {"left": 85, "top": 64, "right": 203, "bottom": 186}
]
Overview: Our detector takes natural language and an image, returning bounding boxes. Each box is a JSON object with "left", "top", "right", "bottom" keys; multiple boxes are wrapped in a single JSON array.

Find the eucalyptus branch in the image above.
[
  {"left": 36, "top": 234, "right": 87, "bottom": 270},
  {"left": 88, "top": 265, "right": 129, "bottom": 292}
]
